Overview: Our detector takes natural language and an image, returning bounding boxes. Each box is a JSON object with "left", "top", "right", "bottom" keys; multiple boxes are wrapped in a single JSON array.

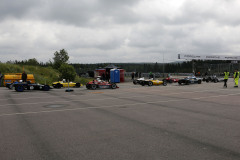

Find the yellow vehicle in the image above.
[
  {"left": 150, "top": 79, "right": 167, "bottom": 86},
  {"left": 52, "top": 80, "right": 81, "bottom": 88}
]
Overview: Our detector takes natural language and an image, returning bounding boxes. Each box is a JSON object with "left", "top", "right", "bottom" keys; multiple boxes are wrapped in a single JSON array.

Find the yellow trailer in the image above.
[{"left": 3, "top": 73, "right": 35, "bottom": 86}]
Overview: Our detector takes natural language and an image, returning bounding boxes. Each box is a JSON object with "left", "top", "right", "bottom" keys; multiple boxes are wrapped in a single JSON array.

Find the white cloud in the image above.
[{"left": 0, "top": 0, "right": 240, "bottom": 63}]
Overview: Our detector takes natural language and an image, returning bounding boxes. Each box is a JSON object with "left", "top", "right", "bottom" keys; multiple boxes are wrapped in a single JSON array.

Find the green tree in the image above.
[
  {"left": 53, "top": 49, "right": 69, "bottom": 69},
  {"left": 58, "top": 63, "right": 76, "bottom": 81},
  {"left": 27, "top": 58, "right": 39, "bottom": 66}
]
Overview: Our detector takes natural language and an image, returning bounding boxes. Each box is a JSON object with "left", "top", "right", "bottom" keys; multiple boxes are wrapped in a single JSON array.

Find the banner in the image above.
[{"left": 178, "top": 54, "right": 240, "bottom": 60}]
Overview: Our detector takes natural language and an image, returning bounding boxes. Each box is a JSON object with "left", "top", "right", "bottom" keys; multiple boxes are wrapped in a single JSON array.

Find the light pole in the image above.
[{"left": 163, "top": 53, "right": 165, "bottom": 78}]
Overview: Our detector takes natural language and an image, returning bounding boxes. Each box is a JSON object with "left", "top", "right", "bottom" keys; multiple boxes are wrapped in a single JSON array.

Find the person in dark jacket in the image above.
[
  {"left": 0, "top": 72, "right": 3, "bottom": 86},
  {"left": 131, "top": 72, "right": 135, "bottom": 80},
  {"left": 101, "top": 73, "right": 106, "bottom": 81},
  {"left": 22, "top": 71, "right": 27, "bottom": 82},
  {"left": 106, "top": 72, "right": 110, "bottom": 82}
]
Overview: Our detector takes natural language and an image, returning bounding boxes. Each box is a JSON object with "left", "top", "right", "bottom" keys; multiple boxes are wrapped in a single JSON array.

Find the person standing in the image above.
[
  {"left": 0, "top": 72, "right": 3, "bottom": 87},
  {"left": 223, "top": 70, "right": 229, "bottom": 88},
  {"left": 149, "top": 72, "right": 153, "bottom": 79},
  {"left": 131, "top": 72, "right": 135, "bottom": 80},
  {"left": 106, "top": 72, "right": 110, "bottom": 82},
  {"left": 101, "top": 73, "right": 106, "bottom": 81},
  {"left": 234, "top": 69, "right": 239, "bottom": 88},
  {"left": 22, "top": 71, "right": 27, "bottom": 82}
]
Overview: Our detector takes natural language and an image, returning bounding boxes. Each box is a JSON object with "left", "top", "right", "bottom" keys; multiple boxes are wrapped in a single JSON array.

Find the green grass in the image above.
[
  {"left": 0, "top": 63, "right": 92, "bottom": 86},
  {"left": 74, "top": 76, "right": 93, "bottom": 85}
]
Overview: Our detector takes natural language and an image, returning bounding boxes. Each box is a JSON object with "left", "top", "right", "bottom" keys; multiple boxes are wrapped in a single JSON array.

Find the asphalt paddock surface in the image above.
[{"left": 0, "top": 80, "right": 240, "bottom": 160}]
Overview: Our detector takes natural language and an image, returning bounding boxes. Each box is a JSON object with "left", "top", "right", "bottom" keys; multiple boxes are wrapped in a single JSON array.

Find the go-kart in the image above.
[
  {"left": 9, "top": 81, "right": 51, "bottom": 92},
  {"left": 52, "top": 79, "right": 81, "bottom": 88},
  {"left": 164, "top": 77, "right": 179, "bottom": 83},
  {"left": 202, "top": 75, "right": 224, "bottom": 83},
  {"left": 86, "top": 80, "right": 118, "bottom": 90},
  {"left": 178, "top": 76, "right": 202, "bottom": 85},
  {"left": 133, "top": 78, "right": 167, "bottom": 86}
]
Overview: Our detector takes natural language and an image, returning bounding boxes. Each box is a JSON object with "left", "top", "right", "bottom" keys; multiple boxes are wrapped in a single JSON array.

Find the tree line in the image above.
[{"left": 5, "top": 50, "right": 235, "bottom": 77}]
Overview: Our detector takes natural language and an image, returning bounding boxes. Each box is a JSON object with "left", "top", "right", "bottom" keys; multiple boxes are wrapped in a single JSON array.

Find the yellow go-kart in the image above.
[
  {"left": 52, "top": 80, "right": 81, "bottom": 88},
  {"left": 133, "top": 78, "right": 167, "bottom": 86}
]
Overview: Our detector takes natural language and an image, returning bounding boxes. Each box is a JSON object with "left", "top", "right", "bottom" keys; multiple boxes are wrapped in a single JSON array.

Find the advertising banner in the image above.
[{"left": 178, "top": 54, "right": 240, "bottom": 60}]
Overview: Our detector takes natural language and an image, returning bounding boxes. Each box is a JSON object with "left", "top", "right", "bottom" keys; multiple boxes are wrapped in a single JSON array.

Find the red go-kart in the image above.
[
  {"left": 164, "top": 77, "right": 179, "bottom": 83},
  {"left": 86, "top": 80, "right": 118, "bottom": 90}
]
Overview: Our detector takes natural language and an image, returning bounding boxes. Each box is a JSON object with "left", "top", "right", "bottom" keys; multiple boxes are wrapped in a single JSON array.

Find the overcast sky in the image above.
[{"left": 0, "top": 0, "right": 240, "bottom": 63}]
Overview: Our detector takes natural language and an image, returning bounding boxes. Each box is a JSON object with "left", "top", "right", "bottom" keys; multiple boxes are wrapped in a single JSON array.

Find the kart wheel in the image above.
[
  {"left": 186, "top": 81, "right": 190, "bottom": 85},
  {"left": 55, "top": 83, "right": 62, "bottom": 88},
  {"left": 111, "top": 83, "right": 117, "bottom": 89},
  {"left": 213, "top": 79, "right": 217, "bottom": 83},
  {"left": 75, "top": 83, "right": 81, "bottom": 88},
  {"left": 42, "top": 85, "right": 50, "bottom": 91},
  {"left": 163, "top": 80, "right": 167, "bottom": 86},
  {"left": 206, "top": 79, "right": 209, "bottom": 83},
  {"left": 133, "top": 80, "right": 137, "bottom": 85},
  {"left": 148, "top": 81, "right": 153, "bottom": 86},
  {"left": 15, "top": 85, "right": 24, "bottom": 92},
  {"left": 91, "top": 84, "right": 97, "bottom": 90},
  {"left": 198, "top": 80, "right": 202, "bottom": 84},
  {"left": 169, "top": 79, "right": 173, "bottom": 83}
]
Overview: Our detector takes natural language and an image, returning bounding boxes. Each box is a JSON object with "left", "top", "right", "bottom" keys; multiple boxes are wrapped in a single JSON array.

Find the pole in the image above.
[
  {"left": 192, "top": 60, "right": 195, "bottom": 75},
  {"left": 163, "top": 53, "right": 165, "bottom": 78}
]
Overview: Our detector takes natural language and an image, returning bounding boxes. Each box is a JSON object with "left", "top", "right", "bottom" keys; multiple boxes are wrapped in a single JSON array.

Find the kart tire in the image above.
[
  {"left": 169, "top": 79, "right": 173, "bottom": 83},
  {"left": 15, "top": 85, "right": 24, "bottom": 92},
  {"left": 42, "top": 85, "right": 50, "bottom": 91},
  {"left": 133, "top": 80, "right": 137, "bottom": 85},
  {"left": 141, "top": 81, "right": 145, "bottom": 86},
  {"left": 111, "top": 83, "right": 117, "bottom": 89},
  {"left": 148, "top": 81, "right": 153, "bottom": 86},
  {"left": 213, "top": 79, "right": 217, "bottom": 83},
  {"left": 163, "top": 80, "right": 167, "bottom": 86},
  {"left": 198, "top": 80, "right": 202, "bottom": 84},
  {"left": 206, "top": 79, "right": 209, "bottom": 83},
  {"left": 75, "top": 83, "right": 81, "bottom": 88},
  {"left": 55, "top": 83, "right": 62, "bottom": 89},
  {"left": 91, "top": 84, "right": 97, "bottom": 90},
  {"left": 186, "top": 81, "right": 190, "bottom": 85}
]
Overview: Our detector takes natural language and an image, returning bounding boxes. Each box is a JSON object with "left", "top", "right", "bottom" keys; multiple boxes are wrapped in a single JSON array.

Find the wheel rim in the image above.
[{"left": 91, "top": 84, "right": 97, "bottom": 90}]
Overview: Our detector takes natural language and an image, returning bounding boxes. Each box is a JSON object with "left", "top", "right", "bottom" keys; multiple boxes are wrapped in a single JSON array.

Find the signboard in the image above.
[{"left": 178, "top": 54, "right": 240, "bottom": 61}]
